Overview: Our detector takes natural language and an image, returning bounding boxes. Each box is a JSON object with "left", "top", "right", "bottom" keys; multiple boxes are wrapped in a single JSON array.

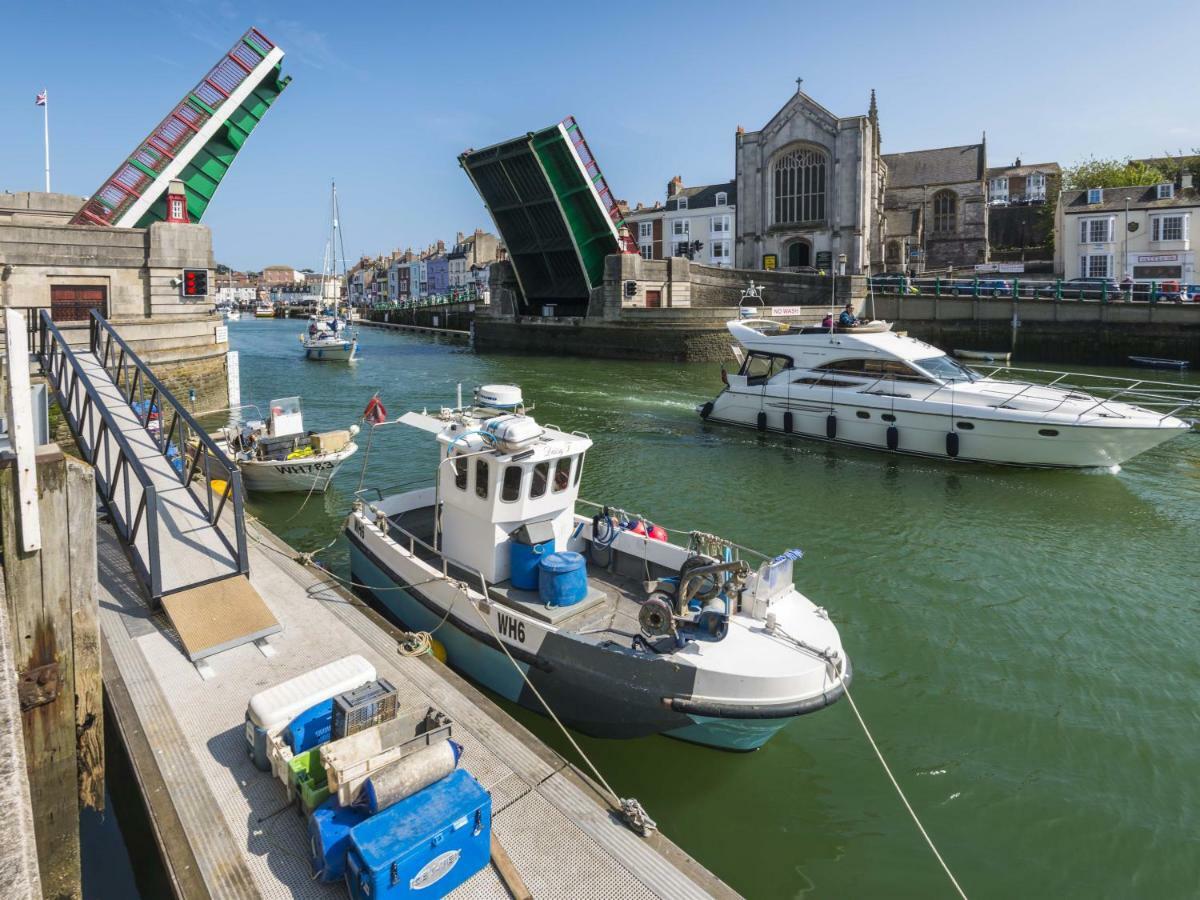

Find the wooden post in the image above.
[{"left": 1, "top": 445, "right": 102, "bottom": 899}]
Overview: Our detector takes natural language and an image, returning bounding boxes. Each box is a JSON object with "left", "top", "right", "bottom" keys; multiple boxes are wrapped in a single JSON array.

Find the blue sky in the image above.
[{"left": 3, "top": 0, "right": 1197, "bottom": 270}]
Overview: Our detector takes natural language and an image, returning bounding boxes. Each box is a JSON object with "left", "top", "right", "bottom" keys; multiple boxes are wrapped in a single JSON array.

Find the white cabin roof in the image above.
[{"left": 728, "top": 319, "right": 946, "bottom": 364}]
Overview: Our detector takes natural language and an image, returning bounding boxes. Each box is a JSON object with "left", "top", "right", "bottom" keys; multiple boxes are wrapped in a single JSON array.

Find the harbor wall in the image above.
[{"left": 873, "top": 294, "right": 1200, "bottom": 365}]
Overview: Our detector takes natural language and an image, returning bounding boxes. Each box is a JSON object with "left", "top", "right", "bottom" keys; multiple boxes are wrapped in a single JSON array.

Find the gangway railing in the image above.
[
  {"left": 86, "top": 311, "right": 249, "bottom": 582},
  {"left": 37, "top": 311, "right": 164, "bottom": 595}
]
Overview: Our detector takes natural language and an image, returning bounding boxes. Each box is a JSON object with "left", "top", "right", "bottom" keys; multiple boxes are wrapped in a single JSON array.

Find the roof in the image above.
[
  {"left": 665, "top": 181, "right": 736, "bottom": 212},
  {"left": 986, "top": 162, "right": 1060, "bottom": 179},
  {"left": 882, "top": 144, "right": 984, "bottom": 188},
  {"left": 1060, "top": 185, "right": 1200, "bottom": 213}
]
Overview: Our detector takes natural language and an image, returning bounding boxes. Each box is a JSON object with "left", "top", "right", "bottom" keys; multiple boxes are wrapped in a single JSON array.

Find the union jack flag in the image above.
[{"left": 35, "top": 90, "right": 46, "bottom": 106}]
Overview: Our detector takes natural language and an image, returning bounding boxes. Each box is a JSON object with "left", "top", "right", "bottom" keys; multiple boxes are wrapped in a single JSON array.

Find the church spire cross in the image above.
[{"left": 796, "top": 76, "right": 803, "bottom": 92}]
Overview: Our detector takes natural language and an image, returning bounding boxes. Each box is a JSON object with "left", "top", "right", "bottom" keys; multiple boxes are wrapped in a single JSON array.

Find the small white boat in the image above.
[
  {"left": 699, "top": 317, "right": 1198, "bottom": 468},
  {"left": 221, "top": 396, "right": 359, "bottom": 493},
  {"left": 301, "top": 314, "right": 358, "bottom": 362},
  {"left": 254, "top": 303, "right": 275, "bottom": 318},
  {"left": 345, "top": 384, "right": 849, "bottom": 751},
  {"left": 1128, "top": 355, "right": 1189, "bottom": 370},
  {"left": 225, "top": 308, "right": 241, "bottom": 321},
  {"left": 953, "top": 348, "right": 1010, "bottom": 363}
]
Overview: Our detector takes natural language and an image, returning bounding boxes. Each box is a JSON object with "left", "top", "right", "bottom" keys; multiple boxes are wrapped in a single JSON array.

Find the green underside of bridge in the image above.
[
  {"left": 135, "top": 65, "right": 291, "bottom": 227},
  {"left": 461, "top": 122, "right": 618, "bottom": 311}
]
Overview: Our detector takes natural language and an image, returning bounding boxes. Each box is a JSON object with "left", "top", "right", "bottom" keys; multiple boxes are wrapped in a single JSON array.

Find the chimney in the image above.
[
  {"left": 456, "top": 231, "right": 464, "bottom": 244},
  {"left": 1014, "top": 157, "right": 1022, "bottom": 167},
  {"left": 667, "top": 175, "right": 683, "bottom": 199}
]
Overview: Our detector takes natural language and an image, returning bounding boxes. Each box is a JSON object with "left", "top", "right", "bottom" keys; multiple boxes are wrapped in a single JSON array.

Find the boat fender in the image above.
[
  {"left": 946, "top": 431, "right": 960, "bottom": 458},
  {"left": 826, "top": 414, "right": 837, "bottom": 440},
  {"left": 626, "top": 519, "right": 648, "bottom": 537},
  {"left": 783, "top": 411, "right": 793, "bottom": 434},
  {"left": 886, "top": 425, "right": 899, "bottom": 451},
  {"left": 699, "top": 401, "right": 714, "bottom": 419},
  {"left": 647, "top": 524, "right": 668, "bottom": 542},
  {"left": 756, "top": 411, "right": 767, "bottom": 432}
]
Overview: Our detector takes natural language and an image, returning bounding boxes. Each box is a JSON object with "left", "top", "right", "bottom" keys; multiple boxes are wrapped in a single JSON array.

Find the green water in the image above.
[{"left": 229, "top": 318, "right": 1200, "bottom": 899}]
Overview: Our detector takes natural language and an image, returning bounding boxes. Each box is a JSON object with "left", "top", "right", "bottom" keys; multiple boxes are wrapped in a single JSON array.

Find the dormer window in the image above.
[
  {"left": 677, "top": 196, "right": 688, "bottom": 210},
  {"left": 1087, "top": 188, "right": 1103, "bottom": 204},
  {"left": 715, "top": 191, "right": 728, "bottom": 207},
  {"left": 1157, "top": 183, "right": 1175, "bottom": 199}
]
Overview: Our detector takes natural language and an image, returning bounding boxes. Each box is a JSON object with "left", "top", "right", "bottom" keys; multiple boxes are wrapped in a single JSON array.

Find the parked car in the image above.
[
  {"left": 870, "top": 272, "right": 918, "bottom": 293},
  {"left": 1037, "top": 277, "right": 1120, "bottom": 299},
  {"left": 1131, "top": 279, "right": 1185, "bottom": 301},
  {"left": 950, "top": 278, "right": 1009, "bottom": 296}
]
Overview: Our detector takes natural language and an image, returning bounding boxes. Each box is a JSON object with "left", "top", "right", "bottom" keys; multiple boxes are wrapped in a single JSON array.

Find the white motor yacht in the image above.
[
  {"left": 700, "top": 318, "right": 1197, "bottom": 469},
  {"left": 345, "top": 384, "right": 849, "bottom": 751}
]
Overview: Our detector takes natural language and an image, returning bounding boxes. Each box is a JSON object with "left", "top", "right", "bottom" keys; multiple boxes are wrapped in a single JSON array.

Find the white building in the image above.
[
  {"left": 1056, "top": 177, "right": 1196, "bottom": 284},
  {"left": 625, "top": 178, "right": 736, "bottom": 268}
]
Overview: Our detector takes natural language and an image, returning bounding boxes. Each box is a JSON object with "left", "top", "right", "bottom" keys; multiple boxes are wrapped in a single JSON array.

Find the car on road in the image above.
[{"left": 1036, "top": 277, "right": 1120, "bottom": 299}]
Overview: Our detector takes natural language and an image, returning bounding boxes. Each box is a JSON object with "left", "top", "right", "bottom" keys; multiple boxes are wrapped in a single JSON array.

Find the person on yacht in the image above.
[
  {"left": 838, "top": 304, "right": 859, "bottom": 327},
  {"left": 821, "top": 312, "right": 834, "bottom": 328}
]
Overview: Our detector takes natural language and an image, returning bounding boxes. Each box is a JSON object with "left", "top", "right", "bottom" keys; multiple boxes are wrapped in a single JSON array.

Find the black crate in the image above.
[{"left": 331, "top": 678, "right": 398, "bottom": 740}]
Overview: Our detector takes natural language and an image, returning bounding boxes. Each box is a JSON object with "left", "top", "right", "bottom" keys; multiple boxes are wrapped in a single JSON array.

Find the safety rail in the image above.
[
  {"left": 971, "top": 365, "right": 1200, "bottom": 422},
  {"left": 561, "top": 116, "right": 635, "bottom": 253},
  {"left": 70, "top": 27, "right": 277, "bottom": 227},
  {"left": 85, "top": 311, "right": 249, "bottom": 584},
  {"left": 37, "top": 311, "right": 164, "bottom": 595},
  {"left": 869, "top": 275, "right": 1199, "bottom": 303}
]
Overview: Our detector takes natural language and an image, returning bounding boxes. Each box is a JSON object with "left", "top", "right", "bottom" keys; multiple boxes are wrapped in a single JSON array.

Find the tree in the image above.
[
  {"left": 1061, "top": 157, "right": 1168, "bottom": 190},
  {"left": 215, "top": 263, "right": 232, "bottom": 274}
]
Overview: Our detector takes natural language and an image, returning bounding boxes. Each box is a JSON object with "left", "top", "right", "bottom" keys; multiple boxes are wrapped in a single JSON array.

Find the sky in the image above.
[{"left": 3, "top": 0, "right": 1198, "bottom": 271}]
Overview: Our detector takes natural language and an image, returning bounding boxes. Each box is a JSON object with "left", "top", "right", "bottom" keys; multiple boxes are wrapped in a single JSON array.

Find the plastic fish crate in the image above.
[
  {"left": 332, "top": 678, "right": 398, "bottom": 740},
  {"left": 289, "top": 748, "right": 330, "bottom": 815}
]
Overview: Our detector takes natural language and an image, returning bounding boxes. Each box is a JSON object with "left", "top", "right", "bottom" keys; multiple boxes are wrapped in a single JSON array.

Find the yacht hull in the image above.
[
  {"left": 302, "top": 338, "right": 357, "bottom": 361},
  {"left": 704, "top": 391, "right": 1188, "bottom": 468},
  {"left": 346, "top": 522, "right": 847, "bottom": 751}
]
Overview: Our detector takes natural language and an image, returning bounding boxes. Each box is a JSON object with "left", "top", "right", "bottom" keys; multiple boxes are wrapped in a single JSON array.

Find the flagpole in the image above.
[{"left": 42, "top": 89, "right": 51, "bottom": 193}]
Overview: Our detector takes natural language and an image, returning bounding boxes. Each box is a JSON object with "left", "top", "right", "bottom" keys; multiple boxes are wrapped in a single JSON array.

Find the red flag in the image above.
[{"left": 363, "top": 395, "right": 387, "bottom": 425}]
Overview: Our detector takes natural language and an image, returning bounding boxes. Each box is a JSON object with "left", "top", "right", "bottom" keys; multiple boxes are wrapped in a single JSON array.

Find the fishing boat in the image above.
[
  {"left": 224, "top": 307, "right": 241, "bottom": 321},
  {"left": 953, "top": 348, "right": 1010, "bottom": 363},
  {"left": 699, "top": 317, "right": 1199, "bottom": 468},
  {"left": 220, "top": 396, "right": 359, "bottom": 493},
  {"left": 344, "top": 384, "right": 850, "bottom": 751},
  {"left": 1128, "top": 355, "right": 1189, "bottom": 370},
  {"left": 254, "top": 302, "right": 275, "bottom": 318},
  {"left": 300, "top": 181, "right": 359, "bottom": 362}
]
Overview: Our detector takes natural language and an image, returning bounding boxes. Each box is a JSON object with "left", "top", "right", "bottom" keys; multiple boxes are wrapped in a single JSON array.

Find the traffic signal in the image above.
[
  {"left": 624, "top": 280, "right": 637, "bottom": 298},
  {"left": 182, "top": 268, "right": 209, "bottom": 297}
]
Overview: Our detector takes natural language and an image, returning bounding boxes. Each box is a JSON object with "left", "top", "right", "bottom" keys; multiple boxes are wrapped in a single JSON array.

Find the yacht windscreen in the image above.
[{"left": 914, "top": 355, "right": 980, "bottom": 383}]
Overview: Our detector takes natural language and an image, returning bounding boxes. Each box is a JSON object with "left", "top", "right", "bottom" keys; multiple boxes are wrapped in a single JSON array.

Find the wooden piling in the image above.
[{"left": 1, "top": 446, "right": 102, "bottom": 899}]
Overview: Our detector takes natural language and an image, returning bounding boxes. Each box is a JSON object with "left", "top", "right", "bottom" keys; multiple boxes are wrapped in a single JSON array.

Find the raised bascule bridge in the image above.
[
  {"left": 71, "top": 27, "right": 290, "bottom": 228},
  {"left": 459, "top": 117, "right": 636, "bottom": 318}
]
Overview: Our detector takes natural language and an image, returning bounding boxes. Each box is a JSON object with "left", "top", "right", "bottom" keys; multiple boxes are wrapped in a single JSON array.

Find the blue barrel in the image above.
[
  {"left": 510, "top": 539, "right": 552, "bottom": 590},
  {"left": 308, "top": 798, "right": 366, "bottom": 882},
  {"left": 538, "top": 552, "right": 588, "bottom": 607}
]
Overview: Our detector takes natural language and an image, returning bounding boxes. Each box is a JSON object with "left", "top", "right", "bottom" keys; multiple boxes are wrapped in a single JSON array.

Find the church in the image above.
[{"left": 734, "top": 82, "right": 988, "bottom": 274}]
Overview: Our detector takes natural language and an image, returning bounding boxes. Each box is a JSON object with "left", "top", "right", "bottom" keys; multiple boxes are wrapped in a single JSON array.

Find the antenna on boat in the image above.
[{"left": 456, "top": 383, "right": 463, "bottom": 411}]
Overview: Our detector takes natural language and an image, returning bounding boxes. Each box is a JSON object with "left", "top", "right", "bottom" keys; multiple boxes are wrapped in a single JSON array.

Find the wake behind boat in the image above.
[
  {"left": 345, "top": 384, "right": 849, "bottom": 751},
  {"left": 700, "top": 317, "right": 1198, "bottom": 469}
]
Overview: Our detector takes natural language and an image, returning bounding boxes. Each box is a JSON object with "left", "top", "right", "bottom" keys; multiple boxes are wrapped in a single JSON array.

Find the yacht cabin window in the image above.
[
  {"left": 552, "top": 457, "right": 572, "bottom": 493},
  {"left": 475, "top": 459, "right": 489, "bottom": 499},
  {"left": 813, "top": 358, "right": 933, "bottom": 383},
  {"left": 453, "top": 455, "right": 468, "bottom": 490},
  {"left": 501, "top": 465, "right": 522, "bottom": 502},
  {"left": 740, "top": 351, "right": 792, "bottom": 385},
  {"left": 574, "top": 453, "right": 585, "bottom": 485},
  {"left": 531, "top": 462, "right": 549, "bottom": 498}
]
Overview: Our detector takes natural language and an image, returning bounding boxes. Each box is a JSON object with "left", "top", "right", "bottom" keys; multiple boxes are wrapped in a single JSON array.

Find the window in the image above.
[
  {"left": 715, "top": 192, "right": 728, "bottom": 207},
  {"left": 1027, "top": 173, "right": 1046, "bottom": 199},
  {"left": 989, "top": 177, "right": 1008, "bottom": 203},
  {"left": 501, "top": 465, "right": 522, "bottom": 502},
  {"left": 1157, "top": 183, "right": 1175, "bottom": 200},
  {"left": 639, "top": 244, "right": 653, "bottom": 260},
  {"left": 452, "top": 455, "right": 468, "bottom": 490},
  {"left": 530, "top": 462, "right": 549, "bottom": 498},
  {"left": 710, "top": 240, "right": 730, "bottom": 262},
  {"left": 552, "top": 457, "right": 572, "bottom": 493},
  {"left": 475, "top": 460, "right": 489, "bottom": 499},
  {"left": 672, "top": 220, "right": 689, "bottom": 236},
  {"left": 170, "top": 197, "right": 184, "bottom": 219},
  {"left": 1087, "top": 188, "right": 1103, "bottom": 204},
  {"left": 1079, "top": 254, "right": 1112, "bottom": 278},
  {"left": 932, "top": 190, "right": 957, "bottom": 233},
  {"left": 638, "top": 222, "right": 652, "bottom": 239},
  {"left": 677, "top": 197, "right": 688, "bottom": 210},
  {"left": 1152, "top": 215, "right": 1186, "bottom": 242},
  {"left": 1079, "top": 217, "right": 1114, "bottom": 243},
  {"left": 710, "top": 214, "right": 731, "bottom": 234},
  {"left": 813, "top": 358, "right": 933, "bottom": 383},
  {"left": 772, "top": 146, "right": 827, "bottom": 224},
  {"left": 742, "top": 352, "right": 791, "bottom": 385}
]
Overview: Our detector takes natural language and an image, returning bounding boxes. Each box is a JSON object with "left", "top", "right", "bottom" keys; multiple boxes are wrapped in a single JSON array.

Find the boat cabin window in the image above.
[
  {"left": 913, "top": 355, "right": 980, "bottom": 383},
  {"left": 740, "top": 352, "right": 792, "bottom": 386},
  {"left": 815, "top": 358, "right": 932, "bottom": 383},
  {"left": 501, "top": 465, "right": 522, "bottom": 502},
  {"left": 452, "top": 455, "right": 468, "bottom": 491},
  {"left": 574, "top": 452, "right": 585, "bottom": 485},
  {"left": 475, "top": 459, "right": 489, "bottom": 499},
  {"left": 552, "top": 457, "right": 572, "bottom": 493},
  {"left": 531, "top": 462, "right": 549, "bottom": 498}
]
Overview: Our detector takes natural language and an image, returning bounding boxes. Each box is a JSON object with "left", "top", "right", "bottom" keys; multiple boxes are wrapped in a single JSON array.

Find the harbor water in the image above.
[{"left": 185, "top": 318, "right": 1198, "bottom": 897}]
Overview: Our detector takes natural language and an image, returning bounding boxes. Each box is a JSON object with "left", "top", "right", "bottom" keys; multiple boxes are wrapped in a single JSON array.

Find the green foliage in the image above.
[
  {"left": 1061, "top": 157, "right": 1168, "bottom": 190},
  {"left": 215, "top": 263, "right": 232, "bottom": 274}
]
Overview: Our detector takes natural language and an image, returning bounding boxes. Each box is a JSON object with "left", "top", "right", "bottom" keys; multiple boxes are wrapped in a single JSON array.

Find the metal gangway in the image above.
[{"left": 37, "top": 310, "right": 279, "bottom": 663}]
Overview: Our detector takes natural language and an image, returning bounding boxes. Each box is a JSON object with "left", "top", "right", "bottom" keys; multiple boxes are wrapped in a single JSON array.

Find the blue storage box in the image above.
[
  {"left": 344, "top": 768, "right": 491, "bottom": 899},
  {"left": 308, "top": 798, "right": 367, "bottom": 883},
  {"left": 286, "top": 699, "right": 334, "bottom": 754},
  {"left": 538, "top": 551, "right": 588, "bottom": 607}
]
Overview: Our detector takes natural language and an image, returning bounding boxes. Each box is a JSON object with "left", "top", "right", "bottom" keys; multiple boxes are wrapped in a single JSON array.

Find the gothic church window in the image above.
[
  {"left": 773, "top": 147, "right": 827, "bottom": 225},
  {"left": 932, "top": 190, "right": 957, "bottom": 234}
]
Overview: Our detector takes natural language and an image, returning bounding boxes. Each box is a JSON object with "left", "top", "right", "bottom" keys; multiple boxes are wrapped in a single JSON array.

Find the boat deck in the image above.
[
  {"left": 388, "top": 506, "right": 661, "bottom": 650},
  {"left": 99, "top": 514, "right": 733, "bottom": 898}
]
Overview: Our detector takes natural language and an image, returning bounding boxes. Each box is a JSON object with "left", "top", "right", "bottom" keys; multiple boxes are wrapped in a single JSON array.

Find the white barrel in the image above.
[{"left": 359, "top": 740, "right": 461, "bottom": 813}]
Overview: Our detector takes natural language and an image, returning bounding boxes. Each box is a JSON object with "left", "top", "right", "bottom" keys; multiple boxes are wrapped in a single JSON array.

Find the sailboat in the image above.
[{"left": 301, "top": 180, "right": 359, "bottom": 362}]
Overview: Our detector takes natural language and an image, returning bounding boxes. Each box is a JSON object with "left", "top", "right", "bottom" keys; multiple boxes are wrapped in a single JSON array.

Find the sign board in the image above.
[
  {"left": 769, "top": 306, "right": 805, "bottom": 316},
  {"left": 1136, "top": 254, "right": 1179, "bottom": 263},
  {"left": 762, "top": 254, "right": 778, "bottom": 270},
  {"left": 815, "top": 251, "right": 832, "bottom": 270},
  {"left": 974, "top": 263, "right": 1025, "bottom": 273},
  {"left": 227, "top": 351, "right": 240, "bottom": 408},
  {"left": 214, "top": 325, "right": 228, "bottom": 344}
]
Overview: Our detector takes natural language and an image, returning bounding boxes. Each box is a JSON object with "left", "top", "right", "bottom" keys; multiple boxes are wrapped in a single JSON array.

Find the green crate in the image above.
[{"left": 288, "top": 748, "right": 329, "bottom": 815}]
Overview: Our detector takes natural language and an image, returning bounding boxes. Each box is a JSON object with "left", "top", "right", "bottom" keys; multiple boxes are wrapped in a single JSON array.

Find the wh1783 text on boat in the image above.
[
  {"left": 345, "top": 385, "right": 849, "bottom": 751},
  {"left": 700, "top": 318, "right": 1198, "bottom": 469}
]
